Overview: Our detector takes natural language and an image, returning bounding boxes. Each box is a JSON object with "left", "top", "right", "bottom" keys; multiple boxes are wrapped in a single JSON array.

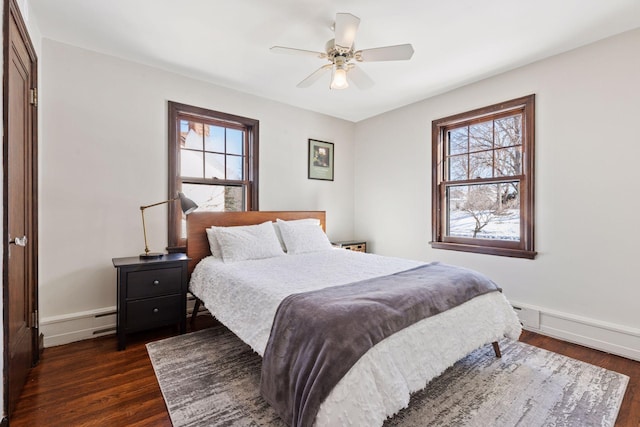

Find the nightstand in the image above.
[
  {"left": 112, "top": 253, "right": 190, "bottom": 350},
  {"left": 332, "top": 240, "right": 367, "bottom": 252}
]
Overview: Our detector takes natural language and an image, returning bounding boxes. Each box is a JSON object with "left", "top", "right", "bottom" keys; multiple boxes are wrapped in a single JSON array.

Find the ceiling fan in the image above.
[{"left": 270, "top": 13, "right": 414, "bottom": 90}]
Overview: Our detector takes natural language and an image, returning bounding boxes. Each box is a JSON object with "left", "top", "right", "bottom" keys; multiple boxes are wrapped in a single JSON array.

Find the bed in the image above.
[{"left": 186, "top": 210, "right": 522, "bottom": 427}]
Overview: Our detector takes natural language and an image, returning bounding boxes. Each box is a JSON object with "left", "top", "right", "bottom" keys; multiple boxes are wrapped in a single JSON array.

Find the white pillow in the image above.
[
  {"left": 205, "top": 227, "right": 223, "bottom": 258},
  {"left": 276, "top": 218, "right": 332, "bottom": 254},
  {"left": 214, "top": 221, "right": 285, "bottom": 263},
  {"left": 273, "top": 218, "right": 321, "bottom": 251}
]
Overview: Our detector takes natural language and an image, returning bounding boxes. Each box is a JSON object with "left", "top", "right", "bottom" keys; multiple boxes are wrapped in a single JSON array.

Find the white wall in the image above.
[
  {"left": 39, "top": 39, "right": 355, "bottom": 332},
  {"left": 34, "top": 16, "right": 640, "bottom": 361},
  {"left": 354, "top": 28, "right": 640, "bottom": 359}
]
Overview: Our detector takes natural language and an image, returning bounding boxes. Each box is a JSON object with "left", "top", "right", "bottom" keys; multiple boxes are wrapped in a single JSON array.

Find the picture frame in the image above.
[{"left": 308, "top": 139, "right": 334, "bottom": 181}]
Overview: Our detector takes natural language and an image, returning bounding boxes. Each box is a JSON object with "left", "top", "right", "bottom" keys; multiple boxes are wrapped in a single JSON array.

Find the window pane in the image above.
[
  {"left": 448, "top": 127, "right": 468, "bottom": 155},
  {"left": 179, "top": 120, "right": 189, "bottom": 146},
  {"left": 495, "top": 147, "right": 521, "bottom": 177},
  {"left": 448, "top": 154, "right": 467, "bottom": 181},
  {"left": 180, "top": 149, "right": 203, "bottom": 178},
  {"left": 469, "top": 122, "right": 493, "bottom": 152},
  {"left": 224, "top": 186, "right": 245, "bottom": 212},
  {"left": 468, "top": 150, "right": 493, "bottom": 179},
  {"left": 182, "top": 183, "right": 245, "bottom": 211},
  {"left": 227, "top": 129, "right": 244, "bottom": 155},
  {"left": 180, "top": 183, "right": 246, "bottom": 239},
  {"left": 495, "top": 115, "right": 522, "bottom": 148},
  {"left": 446, "top": 182, "right": 520, "bottom": 241},
  {"left": 205, "top": 125, "right": 225, "bottom": 152},
  {"left": 184, "top": 121, "right": 204, "bottom": 149},
  {"left": 226, "top": 154, "right": 243, "bottom": 180},
  {"left": 205, "top": 153, "right": 225, "bottom": 179}
]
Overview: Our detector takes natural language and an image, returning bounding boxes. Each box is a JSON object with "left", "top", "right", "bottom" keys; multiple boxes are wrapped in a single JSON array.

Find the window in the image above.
[
  {"left": 431, "top": 95, "right": 536, "bottom": 259},
  {"left": 168, "top": 102, "right": 259, "bottom": 251}
]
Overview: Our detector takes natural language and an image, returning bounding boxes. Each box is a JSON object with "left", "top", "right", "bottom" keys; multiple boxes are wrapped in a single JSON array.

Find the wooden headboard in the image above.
[{"left": 186, "top": 210, "right": 326, "bottom": 274}]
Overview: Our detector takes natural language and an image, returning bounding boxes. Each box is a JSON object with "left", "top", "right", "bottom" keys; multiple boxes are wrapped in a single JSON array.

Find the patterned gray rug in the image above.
[{"left": 146, "top": 325, "right": 628, "bottom": 427}]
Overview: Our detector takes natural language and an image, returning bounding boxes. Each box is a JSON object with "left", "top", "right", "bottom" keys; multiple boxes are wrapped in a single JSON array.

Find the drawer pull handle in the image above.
[
  {"left": 152, "top": 308, "right": 159, "bottom": 314},
  {"left": 153, "top": 280, "right": 160, "bottom": 285}
]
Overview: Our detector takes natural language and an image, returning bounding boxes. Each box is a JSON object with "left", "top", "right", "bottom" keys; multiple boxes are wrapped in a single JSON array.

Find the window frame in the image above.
[
  {"left": 431, "top": 94, "right": 536, "bottom": 259},
  {"left": 167, "top": 101, "right": 259, "bottom": 251}
]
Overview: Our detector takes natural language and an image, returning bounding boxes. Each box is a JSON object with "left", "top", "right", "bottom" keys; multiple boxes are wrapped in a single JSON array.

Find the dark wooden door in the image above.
[{"left": 4, "top": 0, "right": 38, "bottom": 417}]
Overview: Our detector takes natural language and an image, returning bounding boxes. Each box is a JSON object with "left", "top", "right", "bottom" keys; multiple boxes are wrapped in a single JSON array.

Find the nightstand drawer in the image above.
[
  {"left": 343, "top": 243, "right": 366, "bottom": 252},
  {"left": 126, "top": 267, "right": 182, "bottom": 299},
  {"left": 126, "top": 295, "right": 182, "bottom": 330}
]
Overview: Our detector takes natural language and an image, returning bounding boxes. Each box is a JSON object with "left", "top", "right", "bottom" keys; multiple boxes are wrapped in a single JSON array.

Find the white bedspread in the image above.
[
  {"left": 190, "top": 249, "right": 423, "bottom": 355},
  {"left": 189, "top": 249, "right": 522, "bottom": 426}
]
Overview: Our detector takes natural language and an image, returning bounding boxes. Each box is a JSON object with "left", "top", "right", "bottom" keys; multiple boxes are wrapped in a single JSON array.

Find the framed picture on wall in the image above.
[{"left": 308, "top": 139, "right": 334, "bottom": 181}]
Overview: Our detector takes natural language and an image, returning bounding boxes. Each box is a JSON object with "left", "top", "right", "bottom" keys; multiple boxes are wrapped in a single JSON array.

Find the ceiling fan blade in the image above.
[
  {"left": 348, "top": 65, "right": 374, "bottom": 90},
  {"left": 270, "top": 46, "right": 326, "bottom": 59},
  {"left": 334, "top": 13, "right": 360, "bottom": 50},
  {"left": 357, "top": 44, "right": 414, "bottom": 62},
  {"left": 297, "top": 64, "right": 333, "bottom": 88}
]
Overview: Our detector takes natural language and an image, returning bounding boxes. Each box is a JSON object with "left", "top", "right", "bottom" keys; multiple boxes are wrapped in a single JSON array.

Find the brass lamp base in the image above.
[{"left": 139, "top": 252, "right": 164, "bottom": 260}]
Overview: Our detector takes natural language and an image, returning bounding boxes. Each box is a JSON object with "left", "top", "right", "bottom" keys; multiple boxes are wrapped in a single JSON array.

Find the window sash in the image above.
[
  {"left": 177, "top": 183, "right": 246, "bottom": 240},
  {"left": 442, "top": 179, "right": 523, "bottom": 249}
]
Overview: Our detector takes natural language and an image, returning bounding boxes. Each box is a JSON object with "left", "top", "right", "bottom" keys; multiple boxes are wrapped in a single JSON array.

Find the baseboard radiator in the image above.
[
  {"left": 511, "top": 301, "right": 640, "bottom": 362},
  {"left": 40, "top": 296, "right": 209, "bottom": 348}
]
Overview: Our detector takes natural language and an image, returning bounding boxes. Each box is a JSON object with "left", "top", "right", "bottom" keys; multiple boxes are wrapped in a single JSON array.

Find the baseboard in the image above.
[
  {"left": 40, "top": 306, "right": 118, "bottom": 347},
  {"left": 41, "top": 298, "right": 640, "bottom": 361},
  {"left": 511, "top": 300, "right": 640, "bottom": 362},
  {"left": 40, "top": 298, "right": 207, "bottom": 347}
]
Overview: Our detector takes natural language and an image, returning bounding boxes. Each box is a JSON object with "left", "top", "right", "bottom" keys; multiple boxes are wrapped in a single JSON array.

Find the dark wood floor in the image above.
[{"left": 10, "top": 318, "right": 640, "bottom": 427}]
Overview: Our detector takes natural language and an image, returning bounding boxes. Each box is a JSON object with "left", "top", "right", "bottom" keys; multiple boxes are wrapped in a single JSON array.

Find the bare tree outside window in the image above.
[
  {"left": 431, "top": 95, "right": 536, "bottom": 259},
  {"left": 446, "top": 114, "right": 522, "bottom": 240}
]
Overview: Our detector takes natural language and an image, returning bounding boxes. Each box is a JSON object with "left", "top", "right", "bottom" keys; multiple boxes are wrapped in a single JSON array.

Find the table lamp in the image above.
[{"left": 140, "top": 192, "right": 198, "bottom": 259}]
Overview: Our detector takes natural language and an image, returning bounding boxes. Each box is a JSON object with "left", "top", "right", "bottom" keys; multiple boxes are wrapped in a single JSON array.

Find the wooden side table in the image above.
[
  {"left": 332, "top": 240, "right": 367, "bottom": 253},
  {"left": 112, "top": 253, "right": 190, "bottom": 350}
]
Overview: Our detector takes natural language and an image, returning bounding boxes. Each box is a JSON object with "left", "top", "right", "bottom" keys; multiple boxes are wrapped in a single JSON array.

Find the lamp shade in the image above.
[{"left": 178, "top": 192, "right": 198, "bottom": 214}]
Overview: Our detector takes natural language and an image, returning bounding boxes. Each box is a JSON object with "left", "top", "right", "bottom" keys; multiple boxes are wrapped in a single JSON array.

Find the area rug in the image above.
[{"left": 146, "top": 325, "right": 628, "bottom": 427}]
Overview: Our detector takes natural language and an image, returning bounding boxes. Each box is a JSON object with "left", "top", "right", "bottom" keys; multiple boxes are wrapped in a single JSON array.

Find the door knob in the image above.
[{"left": 9, "top": 235, "right": 28, "bottom": 247}]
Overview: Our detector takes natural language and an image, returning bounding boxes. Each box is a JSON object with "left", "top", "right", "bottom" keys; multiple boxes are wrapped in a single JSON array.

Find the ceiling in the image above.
[{"left": 29, "top": 0, "right": 640, "bottom": 122}]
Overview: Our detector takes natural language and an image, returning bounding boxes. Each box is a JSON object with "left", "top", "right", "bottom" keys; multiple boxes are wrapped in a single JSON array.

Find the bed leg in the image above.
[
  {"left": 191, "top": 297, "right": 202, "bottom": 329},
  {"left": 492, "top": 341, "right": 502, "bottom": 358}
]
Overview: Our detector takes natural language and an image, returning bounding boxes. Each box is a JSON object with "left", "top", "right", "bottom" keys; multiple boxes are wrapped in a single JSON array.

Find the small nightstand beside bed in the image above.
[
  {"left": 186, "top": 211, "right": 521, "bottom": 427},
  {"left": 113, "top": 253, "right": 190, "bottom": 350}
]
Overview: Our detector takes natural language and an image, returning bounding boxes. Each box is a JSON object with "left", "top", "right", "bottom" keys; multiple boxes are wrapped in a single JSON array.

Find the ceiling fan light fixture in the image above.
[
  {"left": 330, "top": 55, "right": 349, "bottom": 90},
  {"left": 330, "top": 66, "right": 349, "bottom": 89}
]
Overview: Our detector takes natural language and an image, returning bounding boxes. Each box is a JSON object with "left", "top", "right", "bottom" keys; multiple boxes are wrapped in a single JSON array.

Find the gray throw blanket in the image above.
[{"left": 260, "top": 262, "right": 501, "bottom": 427}]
